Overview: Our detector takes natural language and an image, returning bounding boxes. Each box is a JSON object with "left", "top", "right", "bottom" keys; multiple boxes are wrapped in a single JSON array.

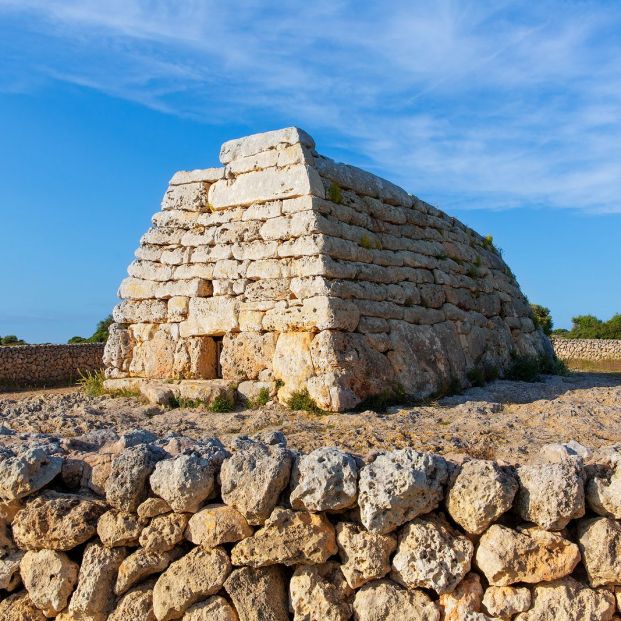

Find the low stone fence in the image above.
[
  {"left": 0, "top": 343, "right": 105, "bottom": 389},
  {"left": 552, "top": 337, "right": 621, "bottom": 362},
  {"left": 0, "top": 431, "right": 620, "bottom": 619}
]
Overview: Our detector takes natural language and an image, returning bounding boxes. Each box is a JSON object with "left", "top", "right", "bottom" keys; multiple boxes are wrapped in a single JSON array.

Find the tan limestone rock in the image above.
[
  {"left": 577, "top": 517, "right": 621, "bottom": 587},
  {"left": 152, "top": 547, "right": 231, "bottom": 621},
  {"left": 272, "top": 332, "right": 315, "bottom": 397},
  {"left": 230, "top": 507, "right": 337, "bottom": 567},
  {"left": 352, "top": 579, "right": 440, "bottom": 621},
  {"left": 115, "top": 547, "right": 178, "bottom": 596},
  {"left": 97, "top": 510, "right": 145, "bottom": 547},
  {"left": 0, "top": 550, "right": 23, "bottom": 592},
  {"left": 476, "top": 524, "right": 580, "bottom": 586},
  {"left": 138, "top": 497, "right": 172, "bottom": 520},
  {"left": 483, "top": 586, "right": 532, "bottom": 618},
  {"left": 185, "top": 504, "right": 253, "bottom": 548},
  {"left": 108, "top": 584, "right": 156, "bottom": 621},
  {"left": 391, "top": 513, "right": 473, "bottom": 595},
  {"left": 0, "top": 592, "right": 46, "bottom": 621},
  {"left": 224, "top": 565, "right": 289, "bottom": 621},
  {"left": 20, "top": 550, "right": 79, "bottom": 616},
  {"left": 220, "top": 332, "right": 277, "bottom": 381},
  {"left": 439, "top": 573, "right": 485, "bottom": 621},
  {"left": 336, "top": 521, "right": 396, "bottom": 589},
  {"left": 182, "top": 596, "right": 239, "bottom": 621},
  {"left": 140, "top": 512, "right": 190, "bottom": 552}
]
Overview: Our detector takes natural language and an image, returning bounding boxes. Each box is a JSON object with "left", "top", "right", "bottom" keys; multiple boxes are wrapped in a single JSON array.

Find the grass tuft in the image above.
[
  {"left": 249, "top": 387, "right": 271, "bottom": 408},
  {"left": 327, "top": 182, "right": 343, "bottom": 204},
  {"left": 287, "top": 389, "right": 323, "bottom": 414},
  {"left": 77, "top": 369, "right": 106, "bottom": 397}
]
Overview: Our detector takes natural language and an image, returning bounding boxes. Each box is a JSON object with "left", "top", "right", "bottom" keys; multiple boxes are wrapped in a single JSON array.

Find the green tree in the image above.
[
  {"left": 553, "top": 313, "right": 621, "bottom": 339},
  {"left": 68, "top": 315, "right": 113, "bottom": 344},
  {"left": 530, "top": 304, "right": 553, "bottom": 336},
  {"left": 0, "top": 335, "right": 26, "bottom": 346}
]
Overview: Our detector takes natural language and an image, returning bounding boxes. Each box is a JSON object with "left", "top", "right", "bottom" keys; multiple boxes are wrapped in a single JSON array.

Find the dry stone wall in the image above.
[
  {"left": 0, "top": 431, "right": 620, "bottom": 620},
  {"left": 104, "top": 127, "right": 552, "bottom": 411},
  {"left": 552, "top": 338, "right": 621, "bottom": 362},
  {"left": 0, "top": 344, "right": 104, "bottom": 389}
]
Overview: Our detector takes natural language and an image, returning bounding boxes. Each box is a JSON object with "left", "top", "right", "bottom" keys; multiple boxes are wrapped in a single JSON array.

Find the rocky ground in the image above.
[{"left": 0, "top": 372, "right": 620, "bottom": 463}]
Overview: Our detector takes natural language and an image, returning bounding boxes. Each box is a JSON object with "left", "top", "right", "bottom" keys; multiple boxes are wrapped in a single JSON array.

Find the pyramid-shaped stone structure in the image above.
[{"left": 104, "top": 127, "right": 551, "bottom": 410}]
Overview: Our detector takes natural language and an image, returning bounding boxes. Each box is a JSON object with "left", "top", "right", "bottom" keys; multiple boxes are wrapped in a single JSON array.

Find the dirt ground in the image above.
[{"left": 1, "top": 372, "right": 620, "bottom": 463}]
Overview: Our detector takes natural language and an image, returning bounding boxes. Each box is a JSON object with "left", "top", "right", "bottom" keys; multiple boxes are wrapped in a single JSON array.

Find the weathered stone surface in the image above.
[
  {"left": 115, "top": 547, "right": 178, "bottom": 595},
  {"left": 153, "top": 547, "right": 231, "bottom": 621},
  {"left": 289, "top": 562, "right": 353, "bottom": 621},
  {"left": 515, "top": 460, "right": 585, "bottom": 530},
  {"left": 108, "top": 584, "right": 156, "bottom": 621},
  {"left": 514, "top": 577, "right": 615, "bottom": 621},
  {"left": 140, "top": 512, "right": 190, "bottom": 552},
  {"left": 182, "top": 596, "right": 239, "bottom": 621},
  {"left": 185, "top": 504, "right": 253, "bottom": 548},
  {"left": 97, "top": 510, "right": 145, "bottom": 547},
  {"left": 290, "top": 447, "right": 358, "bottom": 512},
  {"left": 224, "top": 565, "right": 289, "bottom": 621},
  {"left": 476, "top": 524, "right": 580, "bottom": 586},
  {"left": 577, "top": 517, "right": 621, "bottom": 587},
  {"left": 446, "top": 459, "right": 517, "bottom": 534},
  {"left": 358, "top": 449, "right": 448, "bottom": 533},
  {"left": 272, "top": 332, "right": 315, "bottom": 397},
  {"left": 336, "top": 521, "right": 396, "bottom": 589},
  {"left": 230, "top": 507, "right": 337, "bottom": 567},
  {"left": 391, "top": 513, "right": 473, "bottom": 595},
  {"left": 220, "top": 332, "right": 277, "bottom": 381},
  {"left": 483, "top": 586, "right": 532, "bottom": 618},
  {"left": 352, "top": 579, "right": 440, "bottom": 621},
  {"left": 220, "top": 441, "right": 292, "bottom": 525},
  {"left": 13, "top": 492, "right": 106, "bottom": 551},
  {"left": 138, "top": 497, "right": 172, "bottom": 519},
  {"left": 0, "top": 447, "right": 63, "bottom": 501},
  {"left": 219, "top": 127, "right": 314, "bottom": 163},
  {"left": 439, "top": 572, "right": 485, "bottom": 621},
  {"left": 20, "top": 550, "right": 79, "bottom": 616},
  {"left": 0, "top": 550, "right": 23, "bottom": 591},
  {"left": 587, "top": 449, "right": 621, "bottom": 519},
  {"left": 68, "top": 542, "right": 126, "bottom": 618},
  {"left": 179, "top": 298, "right": 239, "bottom": 337},
  {"left": 0, "top": 592, "right": 46, "bottom": 621},
  {"left": 150, "top": 453, "right": 222, "bottom": 513},
  {"left": 105, "top": 444, "right": 166, "bottom": 512}
]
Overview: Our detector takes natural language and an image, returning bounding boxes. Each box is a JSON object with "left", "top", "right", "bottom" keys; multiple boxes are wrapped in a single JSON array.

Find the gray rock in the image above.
[
  {"left": 515, "top": 460, "right": 585, "bottom": 530},
  {"left": 290, "top": 447, "right": 358, "bottom": 512},
  {"left": 358, "top": 449, "right": 447, "bottom": 533},
  {"left": 220, "top": 440, "right": 292, "bottom": 524},
  {"left": 0, "top": 446, "right": 63, "bottom": 501},
  {"left": 105, "top": 444, "right": 167, "bottom": 512}
]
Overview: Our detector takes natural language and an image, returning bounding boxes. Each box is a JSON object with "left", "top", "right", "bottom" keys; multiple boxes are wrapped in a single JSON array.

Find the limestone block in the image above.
[
  {"left": 391, "top": 513, "right": 473, "bottom": 595},
  {"left": 169, "top": 167, "right": 224, "bottom": 185},
  {"left": 119, "top": 277, "right": 212, "bottom": 300},
  {"left": 220, "top": 332, "right": 277, "bottom": 381},
  {"left": 97, "top": 510, "right": 145, "bottom": 547},
  {"left": 152, "top": 547, "right": 231, "bottom": 621},
  {"left": 238, "top": 309, "right": 265, "bottom": 331},
  {"left": 103, "top": 323, "right": 133, "bottom": 372},
  {"left": 336, "top": 522, "right": 397, "bottom": 589},
  {"left": 476, "top": 524, "right": 580, "bottom": 586},
  {"left": 12, "top": 492, "right": 106, "bottom": 551},
  {"left": 128, "top": 260, "right": 174, "bottom": 282},
  {"left": 185, "top": 504, "right": 253, "bottom": 548},
  {"left": 173, "top": 336, "right": 218, "bottom": 379},
  {"left": 139, "top": 512, "right": 190, "bottom": 552},
  {"left": 209, "top": 164, "right": 325, "bottom": 210},
  {"left": 161, "top": 246, "right": 192, "bottom": 265},
  {"left": 138, "top": 497, "right": 172, "bottom": 520},
  {"left": 290, "top": 447, "right": 358, "bottom": 512},
  {"left": 68, "top": 542, "right": 126, "bottom": 618},
  {"left": 231, "top": 240, "right": 278, "bottom": 261},
  {"left": 0, "top": 593, "right": 46, "bottom": 620},
  {"left": 237, "top": 380, "right": 275, "bottom": 403},
  {"left": 20, "top": 550, "right": 79, "bottom": 616},
  {"left": 219, "top": 127, "right": 315, "bottom": 164},
  {"left": 482, "top": 586, "right": 531, "bottom": 619},
  {"left": 0, "top": 550, "right": 22, "bottom": 592},
  {"left": 230, "top": 507, "right": 337, "bottom": 566},
  {"left": 224, "top": 565, "right": 289, "bottom": 621},
  {"left": 129, "top": 325, "right": 177, "bottom": 379},
  {"left": 108, "top": 584, "right": 156, "bottom": 621},
  {"left": 0, "top": 446, "right": 63, "bottom": 501},
  {"left": 513, "top": 577, "right": 615, "bottom": 621},
  {"left": 115, "top": 548, "right": 178, "bottom": 596},
  {"left": 290, "top": 562, "right": 353, "bottom": 621},
  {"left": 220, "top": 441, "right": 292, "bottom": 525},
  {"left": 161, "top": 182, "right": 210, "bottom": 212},
  {"left": 358, "top": 449, "right": 448, "bottom": 534},
  {"left": 438, "top": 572, "right": 488, "bottom": 621},
  {"left": 352, "top": 579, "right": 440, "bottom": 621},
  {"left": 272, "top": 332, "right": 315, "bottom": 396},
  {"left": 446, "top": 459, "right": 518, "bottom": 534},
  {"left": 577, "top": 517, "right": 621, "bottom": 587},
  {"left": 168, "top": 296, "right": 189, "bottom": 322},
  {"left": 515, "top": 460, "right": 585, "bottom": 530},
  {"left": 114, "top": 300, "right": 168, "bottom": 324},
  {"left": 259, "top": 211, "right": 319, "bottom": 241},
  {"left": 182, "top": 596, "right": 239, "bottom": 621},
  {"left": 587, "top": 449, "right": 621, "bottom": 519},
  {"left": 241, "top": 200, "right": 282, "bottom": 221},
  {"left": 179, "top": 298, "right": 239, "bottom": 337},
  {"left": 262, "top": 296, "right": 359, "bottom": 332}
]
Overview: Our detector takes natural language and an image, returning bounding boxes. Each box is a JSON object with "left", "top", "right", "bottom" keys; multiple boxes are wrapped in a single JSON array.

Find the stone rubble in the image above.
[{"left": 0, "top": 432, "right": 617, "bottom": 621}]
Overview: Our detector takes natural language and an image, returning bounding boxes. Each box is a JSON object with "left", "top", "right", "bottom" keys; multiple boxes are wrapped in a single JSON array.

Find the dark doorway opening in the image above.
[{"left": 214, "top": 336, "right": 223, "bottom": 379}]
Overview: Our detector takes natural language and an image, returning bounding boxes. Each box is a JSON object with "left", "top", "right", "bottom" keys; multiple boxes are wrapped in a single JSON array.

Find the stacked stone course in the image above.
[
  {"left": 104, "top": 127, "right": 551, "bottom": 410},
  {"left": 552, "top": 338, "right": 621, "bottom": 363},
  {"left": 0, "top": 432, "right": 620, "bottom": 619},
  {"left": 0, "top": 344, "right": 104, "bottom": 389}
]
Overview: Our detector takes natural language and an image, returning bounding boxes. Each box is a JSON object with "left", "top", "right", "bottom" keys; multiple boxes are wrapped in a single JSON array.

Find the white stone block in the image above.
[
  {"left": 179, "top": 298, "right": 239, "bottom": 337},
  {"left": 219, "top": 127, "right": 315, "bottom": 164}
]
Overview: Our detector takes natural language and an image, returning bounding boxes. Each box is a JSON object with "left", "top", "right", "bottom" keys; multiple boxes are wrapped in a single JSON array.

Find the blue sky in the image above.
[{"left": 0, "top": 0, "right": 619, "bottom": 343}]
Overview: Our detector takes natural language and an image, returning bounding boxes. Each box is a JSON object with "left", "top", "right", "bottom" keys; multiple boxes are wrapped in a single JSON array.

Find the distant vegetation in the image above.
[
  {"left": 553, "top": 314, "right": 621, "bottom": 340},
  {"left": 0, "top": 335, "right": 27, "bottom": 346},
  {"left": 530, "top": 304, "right": 553, "bottom": 336},
  {"left": 69, "top": 315, "right": 113, "bottom": 344}
]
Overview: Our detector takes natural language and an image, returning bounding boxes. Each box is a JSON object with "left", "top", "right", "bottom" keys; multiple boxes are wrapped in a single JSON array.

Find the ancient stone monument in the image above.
[{"left": 104, "top": 127, "right": 551, "bottom": 410}]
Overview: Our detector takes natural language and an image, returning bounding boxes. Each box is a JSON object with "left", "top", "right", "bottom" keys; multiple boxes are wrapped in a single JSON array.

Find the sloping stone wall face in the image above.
[
  {"left": 105, "top": 127, "right": 551, "bottom": 410},
  {"left": 552, "top": 337, "right": 621, "bottom": 362},
  {"left": 0, "top": 432, "right": 619, "bottom": 620},
  {"left": 0, "top": 344, "right": 104, "bottom": 389}
]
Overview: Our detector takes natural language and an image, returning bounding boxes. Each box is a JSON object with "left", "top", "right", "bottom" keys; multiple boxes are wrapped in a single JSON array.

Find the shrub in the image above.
[
  {"left": 209, "top": 394, "right": 235, "bottom": 413},
  {"left": 287, "top": 389, "right": 322, "bottom": 414},
  {"left": 505, "top": 355, "right": 542, "bottom": 382},
  {"left": 327, "top": 182, "right": 343, "bottom": 204},
  {"left": 530, "top": 304, "right": 553, "bottom": 336},
  {"left": 467, "top": 368, "right": 486, "bottom": 387},
  {"left": 359, "top": 235, "right": 373, "bottom": 250},
  {"left": 170, "top": 396, "right": 203, "bottom": 409},
  {"left": 250, "top": 387, "right": 271, "bottom": 408},
  {"left": 69, "top": 315, "right": 113, "bottom": 344},
  {"left": 553, "top": 314, "right": 621, "bottom": 340},
  {"left": 0, "top": 335, "right": 26, "bottom": 346},
  {"left": 77, "top": 369, "right": 106, "bottom": 397}
]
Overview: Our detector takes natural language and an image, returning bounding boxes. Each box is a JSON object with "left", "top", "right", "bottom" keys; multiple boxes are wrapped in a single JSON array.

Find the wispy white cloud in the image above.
[{"left": 1, "top": 0, "right": 620, "bottom": 213}]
